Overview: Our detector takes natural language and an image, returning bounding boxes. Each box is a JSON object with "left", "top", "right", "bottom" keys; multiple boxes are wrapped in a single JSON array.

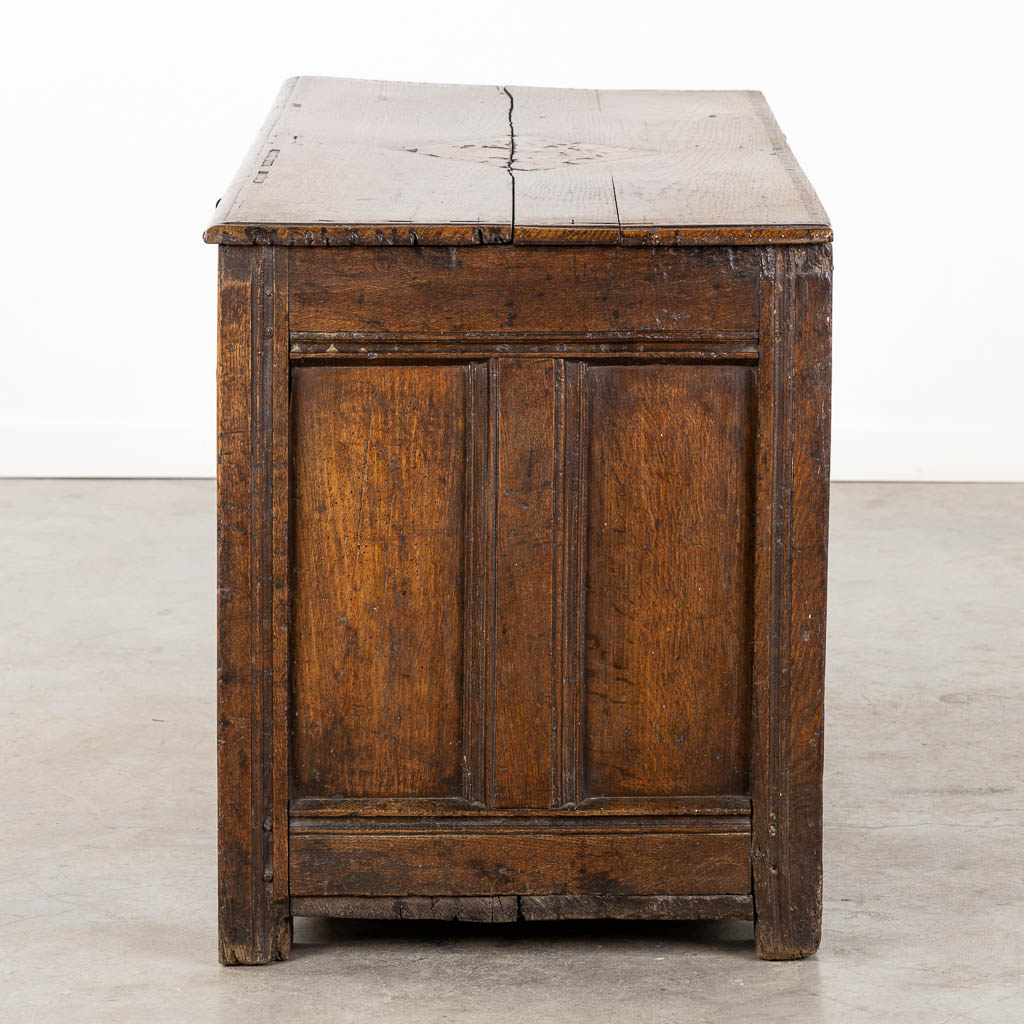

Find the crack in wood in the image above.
[{"left": 503, "top": 86, "right": 516, "bottom": 242}]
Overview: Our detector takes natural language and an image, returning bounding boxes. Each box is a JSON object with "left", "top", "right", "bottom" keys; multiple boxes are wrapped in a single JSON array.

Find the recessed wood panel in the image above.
[
  {"left": 290, "top": 363, "right": 482, "bottom": 800},
  {"left": 581, "top": 363, "right": 756, "bottom": 798}
]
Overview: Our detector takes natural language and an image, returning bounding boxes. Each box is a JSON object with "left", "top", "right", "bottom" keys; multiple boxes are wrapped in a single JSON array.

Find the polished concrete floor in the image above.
[{"left": 1, "top": 481, "right": 1021, "bottom": 1022}]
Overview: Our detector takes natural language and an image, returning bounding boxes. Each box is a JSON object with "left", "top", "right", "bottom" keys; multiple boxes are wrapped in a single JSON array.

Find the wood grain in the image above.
[
  {"left": 289, "top": 830, "right": 752, "bottom": 896},
  {"left": 291, "top": 896, "right": 520, "bottom": 922},
  {"left": 270, "top": 248, "right": 290, "bottom": 904},
  {"left": 511, "top": 88, "right": 829, "bottom": 242},
  {"left": 290, "top": 894, "right": 753, "bottom": 921},
  {"left": 491, "top": 359, "right": 559, "bottom": 807},
  {"left": 289, "top": 340, "right": 759, "bottom": 361},
  {"left": 216, "top": 246, "right": 291, "bottom": 964},
  {"left": 288, "top": 796, "right": 750, "bottom": 818},
  {"left": 287, "top": 245, "right": 760, "bottom": 336},
  {"left": 290, "top": 363, "right": 483, "bottom": 801},
  {"left": 288, "top": 812, "right": 748, "bottom": 830},
  {"left": 519, "top": 894, "right": 753, "bottom": 921},
  {"left": 751, "top": 244, "right": 832, "bottom": 959},
  {"left": 212, "top": 78, "right": 834, "bottom": 963},
  {"left": 206, "top": 77, "right": 512, "bottom": 245},
  {"left": 580, "top": 364, "right": 756, "bottom": 798},
  {"left": 204, "top": 77, "right": 830, "bottom": 247}
]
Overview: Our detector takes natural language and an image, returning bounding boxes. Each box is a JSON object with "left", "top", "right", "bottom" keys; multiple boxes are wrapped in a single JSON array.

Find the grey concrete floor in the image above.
[{"left": 1, "top": 481, "right": 1021, "bottom": 1023}]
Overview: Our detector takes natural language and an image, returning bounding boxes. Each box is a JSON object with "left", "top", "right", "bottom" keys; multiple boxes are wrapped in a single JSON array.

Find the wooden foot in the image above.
[{"left": 219, "top": 911, "right": 291, "bottom": 966}]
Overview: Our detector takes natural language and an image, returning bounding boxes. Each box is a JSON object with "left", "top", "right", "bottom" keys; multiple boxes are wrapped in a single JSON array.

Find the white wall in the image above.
[{"left": 2, "top": 1, "right": 1021, "bottom": 480}]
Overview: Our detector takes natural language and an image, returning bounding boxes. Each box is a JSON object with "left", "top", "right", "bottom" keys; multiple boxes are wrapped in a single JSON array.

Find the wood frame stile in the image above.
[
  {"left": 217, "top": 245, "right": 292, "bottom": 964},
  {"left": 751, "top": 244, "right": 832, "bottom": 959},
  {"left": 215, "top": 241, "right": 832, "bottom": 964}
]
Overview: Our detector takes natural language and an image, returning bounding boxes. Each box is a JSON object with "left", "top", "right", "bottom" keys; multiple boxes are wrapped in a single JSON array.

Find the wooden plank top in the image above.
[{"left": 205, "top": 77, "right": 830, "bottom": 247}]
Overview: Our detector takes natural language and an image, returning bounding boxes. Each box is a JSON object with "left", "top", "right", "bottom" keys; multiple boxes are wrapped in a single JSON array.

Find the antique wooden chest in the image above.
[{"left": 205, "top": 77, "right": 832, "bottom": 964}]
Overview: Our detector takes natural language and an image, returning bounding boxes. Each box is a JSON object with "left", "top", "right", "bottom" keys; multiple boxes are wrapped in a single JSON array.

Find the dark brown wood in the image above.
[
  {"left": 270, "top": 248, "right": 291, "bottom": 907},
  {"left": 580, "top": 364, "right": 755, "bottom": 800},
  {"left": 751, "top": 244, "right": 832, "bottom": 959},
  {"left": 289, "top": 829, "right": 751, "bottom": 897},
  {"left": 289, "top": 340, "right": 759, "bottom": 362},
  {"left": 211, "top": 80, "right": 831, "bottom": 964},
  {"left": 290, "top": 894, "right": 753, "bottom": 922},
  {"left": 287, "top": 245, "right": 760, "bottom": 337},
  {"left": 216, "top": 246, "right": 291, "bottom": 965},
  {"left": 204, "top": 77, "right": 829, "bottom": 247},
  {"left": 291, "top": 896, "right": 520, "bottom": 922},
  {"left": 519, "top": 894, "right": 753, "bottom": 921},
  {"left": 288, "top": 796, "right": 750, "bottom": 818},
  {"left": 290, "top": 363, "right": 486, "bottom": 804},
  {"left": 492, "top": 359, "right": 560, "bottom": 807}
]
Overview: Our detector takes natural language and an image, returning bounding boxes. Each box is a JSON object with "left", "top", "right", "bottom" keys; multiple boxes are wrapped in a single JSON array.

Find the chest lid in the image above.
[{"left": 204, "top": 76, "right": 830, "bottom": 247}]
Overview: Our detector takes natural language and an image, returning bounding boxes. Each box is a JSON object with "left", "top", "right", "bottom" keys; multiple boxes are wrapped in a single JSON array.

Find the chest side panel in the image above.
[
  {"left": 290, "top": 362, "right": 487, "bottom": 801},
  {"left": 580, "top": 363, "right": 755, "bottom": 798},
  {"left": 279, "top": 243, "right": 786, "bottom": 903}
]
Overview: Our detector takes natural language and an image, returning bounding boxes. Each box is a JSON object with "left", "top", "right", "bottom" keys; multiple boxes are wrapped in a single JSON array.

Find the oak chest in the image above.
[{"left": 205, "top": 77, "right": 832, "bottom": 963}]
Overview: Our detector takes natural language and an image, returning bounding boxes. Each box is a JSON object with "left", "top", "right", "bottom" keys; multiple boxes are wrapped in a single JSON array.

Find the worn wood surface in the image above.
[
  {"left": 519, "top": 894, "right": 753, "bottom": 921},
  {"left": 283, "top": 352, "right": 762, "bottom": 814},
  {"left": 288, "top": 797, "right": 750, "bottom": 818},
  {"left": 216, "top": 246, "right": 291, "bottom": 965},
  {"left": 491, "top": 359, "right": 559, "bottom": 807},
  {"left": 289, "top": 340, "right": 759, "bottom": 362},
  {"left": 289, "top": 829, "right": 752, "bottom": 896},
  {"left": 287, "top": 245, "right": 760, "bottom": 337},
  {"left": 207, "top": 77, "right": 512, "bottom": 246},
  {"left": 290, "top": 363, "right": 485, "bottom": 802},
  {"left": 205, "top": 77, "right": 829, "bottom": 246},
  {"left": 580, "top": 364, "right": 755, "bottom": 799},
  {"left": 751, "top": 243, "right": 832, "bottom": 959},
  {"left": 290, "top": 894, "right": 753, "bottom": 921},
  {"left": 511, "top": 87, "right": 829, "bottom": 243},
  {"left": 213, "top": 95, "right": 832, "bottom": 958},
  {"left": 291, "top": 896, "right": 520, "bottom": 922}
]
